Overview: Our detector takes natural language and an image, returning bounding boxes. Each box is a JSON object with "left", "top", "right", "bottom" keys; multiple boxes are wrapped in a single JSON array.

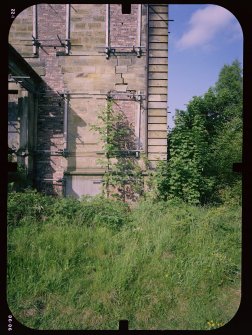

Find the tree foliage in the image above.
[
  {"left": 91, "top": 61, "right": 242, "bottom": 205},
  {"left": 157, "top": 60, "right": 243, "bottom": 204}
]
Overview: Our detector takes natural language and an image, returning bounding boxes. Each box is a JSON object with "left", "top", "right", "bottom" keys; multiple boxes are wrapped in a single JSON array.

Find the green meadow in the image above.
[{"left": 7, "top": 191, "right": 241, "bottom": 330}]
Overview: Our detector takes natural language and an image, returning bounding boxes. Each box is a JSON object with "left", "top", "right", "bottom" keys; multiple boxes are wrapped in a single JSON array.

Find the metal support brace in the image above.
[
  {"left": 65, "top": 4, "right": 71, "bottom": 55},
  {"left": 105, "top": 4, "right": 110, "bottom": 59},
  {"left": 105, "top": 4, "right": 142, "bottom": 58},
  {"left": 105, "top": 47, "right": 112, "bottom": 59},
  {"left": 133, "top": 46, "right": 142, "bottom": 57},
  {"left": 136, "top": 4, "right": 142, "bottom": 58},
  {"left": 63, "top": 93, "right": 69, "bottom": 157},
  {"left": 32, "top": 36, "right": 40, "bottom": 48},
  {"left": 135, "top": 92, "right": 142, "bottom": 157},
  {"left": 32, "top": 5, "right": 38, "bottom": 55}
]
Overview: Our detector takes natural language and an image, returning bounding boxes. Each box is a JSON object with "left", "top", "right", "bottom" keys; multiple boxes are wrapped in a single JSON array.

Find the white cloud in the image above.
[{"left": 176, "top": 5, "right": 240, "bottom": 50}]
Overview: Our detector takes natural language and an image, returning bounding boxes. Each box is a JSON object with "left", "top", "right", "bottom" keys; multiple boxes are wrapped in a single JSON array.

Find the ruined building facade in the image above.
[{"left": 8, "top": 4, "right": 168, "bottom": 197}]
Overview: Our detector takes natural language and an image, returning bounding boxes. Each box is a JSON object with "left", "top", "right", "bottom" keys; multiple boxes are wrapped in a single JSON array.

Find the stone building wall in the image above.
[
  {"left": 35, "top": 4, "right": 66, "bottom": 194},
  {"left": 8, "top": 4, "right": 168, "bottom": 197},
  {"left": 110, "top": 4, "right": 138, "bottom": 49},
  {"left": 8, "top": 6, "right": 33, "bottom": 56},
  {"left": 8, "top": 44, "right": 42, "bottom": 187}
]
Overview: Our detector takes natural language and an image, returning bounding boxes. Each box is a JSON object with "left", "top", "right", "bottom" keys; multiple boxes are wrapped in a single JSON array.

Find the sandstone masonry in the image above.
[{"left": 8, "top": 4, "right": 169, "bottom": 197}]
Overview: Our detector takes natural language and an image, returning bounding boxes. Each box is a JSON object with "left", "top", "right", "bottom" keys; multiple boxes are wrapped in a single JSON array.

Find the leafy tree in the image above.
[
  {"left": 208, "top": 60, "right": 242, "bottom": 192},
  {"left": 162, "top": 60, "right": 242, "bottom": 204}
]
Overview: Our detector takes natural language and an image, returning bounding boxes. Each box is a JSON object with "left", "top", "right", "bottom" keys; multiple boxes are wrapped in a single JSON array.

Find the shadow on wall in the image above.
[
  {"left": 35, "top": 82, "right": 90, "bottom": 197},
  {"left": 7, "top": 82, "right": 87, "bottom": 196},
  {"left": 26, "top": 78, "right": 110, "bottom": 197},
  {"left": 8, "top": 99, "right": 20, "bottom": 155},
  {"left": 8, "top": 90, "right": 35, "bottom": 190},
  {"left": 64, "top": 101, "right": 87, "bottom": 198},
  {"left": 34, "top": 81, "right": 65, "bottom": 195}
]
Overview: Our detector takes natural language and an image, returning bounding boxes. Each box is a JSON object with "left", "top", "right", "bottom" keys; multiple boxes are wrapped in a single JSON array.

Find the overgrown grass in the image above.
[{"left": 7, "top": 191, "right": 241, "bottom": 330}]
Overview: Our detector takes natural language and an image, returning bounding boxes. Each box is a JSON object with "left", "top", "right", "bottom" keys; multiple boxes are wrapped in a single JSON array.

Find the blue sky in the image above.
[{"left": 168, "top": 4, "right": 243, "bottom": 128}]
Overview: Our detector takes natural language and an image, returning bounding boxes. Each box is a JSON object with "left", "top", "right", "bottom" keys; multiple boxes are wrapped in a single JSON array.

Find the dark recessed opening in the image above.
[
  {"left": 122, "top": 4, "right": 131, "bottom": 14},
  {"left": 8, "top": 162, "right": 18, "bottom": 172}
]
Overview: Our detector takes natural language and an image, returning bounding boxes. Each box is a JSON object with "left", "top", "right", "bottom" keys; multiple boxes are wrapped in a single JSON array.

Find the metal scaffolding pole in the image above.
[
  {"left": 65, "top": 4, "right": 71, "bottom": 54},
  {"left": 32, "top": 5, "right": 38, "bottom": 55},
  {"left": 105, "top": 4, "right": 110, "bottom": 58}
]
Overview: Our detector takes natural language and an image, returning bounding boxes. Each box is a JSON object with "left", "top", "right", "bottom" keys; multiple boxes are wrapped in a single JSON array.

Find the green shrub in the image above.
[
  {"left": 8, "top": 164, "right": 33, "bottom": 192},
  {"left": 7, "top": 190, "right": 56, "bottom": 227},
  {"left": 218, "top": 179, "right": 242, "bottom": 206},
  {"left": 7, "top": 192, "right": 130, "bottom": 230},
  {"left": 50, "top": 196, "right": 82, "bottom": 221},
  {"left": 78, "top": 196, "right": 130, "bottom": 229}
]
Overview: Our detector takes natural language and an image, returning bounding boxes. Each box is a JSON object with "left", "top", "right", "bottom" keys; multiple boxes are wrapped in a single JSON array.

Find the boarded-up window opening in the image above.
[{"left": 106, "top": 4, "right": 142, "bottom": 57}]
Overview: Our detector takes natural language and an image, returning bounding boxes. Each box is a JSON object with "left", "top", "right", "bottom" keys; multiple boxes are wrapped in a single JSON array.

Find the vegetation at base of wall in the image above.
[
  {"left": 7, "top": 60, "right": 242, "bottom": 330},
  {"left": 7, "top": 190, "right": 130, "bottom": 230},
  {"left": 90, "top": 99, "right": 147, "bottom": 201},
  {"left": 8, "top": 163, "right": 33, "bottom": 192},
  {"left": 7, "top": 191, "right": 241, "bottom": 330},
  {"left": 89, "top": 61, "right": 242, "bottom": 206}
]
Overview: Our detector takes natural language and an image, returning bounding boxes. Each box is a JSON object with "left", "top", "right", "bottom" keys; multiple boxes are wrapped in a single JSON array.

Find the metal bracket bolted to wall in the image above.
[
  {"left": 105, "top": 47, "right": 116, "bottom": 59},
  {"left": 133, "top": 46, "right": 142, "bottom": 58},
  {"left": 104, "top": 46, "right": 143, "bottom": 58},
  {"left": 65, "top": 39, "right": 71, "bottom": 55},
  {"left": 62, "top": 148, "right": 69, "bottom": 158},
  {"left": 135, "top": 93, "right": 142, "bottom": 102},
  {"left": 105, "top": 47, "right": 110, "bottom": 59},
  {"left": 57, "top": 34, "right": 64, "bottom": 46},
  {"left": 32, "top": 35, "right": 41, "bottom": 48},
  {"left": 55, "top": 149, "right": 69, "bottom": 157}
]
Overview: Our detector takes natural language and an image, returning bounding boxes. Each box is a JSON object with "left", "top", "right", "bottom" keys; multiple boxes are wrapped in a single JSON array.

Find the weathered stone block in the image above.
[
  {"left": 93, "top": 15, "right": 105, "bottom": 22},
  {"left": 149, "top": 50, "right": 168, "bottom": 58},
  {"left": 149, "top": 73, "right": 168, "bottom": 80},
  {"left": 149, "top": 42, "right": 168, "bottom": 50},
  {"left": 116, "top": 65, "right": 128, "bottom": 74},
  {"left": 149, "top": 5, "right": 168, "bottom": 13},
  {"left": 149, "top": 64, "right": 167, "bottom": 72},
  {"left": 148, "top": 116, "right": 167, "bottom": 124},
  {"left": 118, "top": 58, "right": 132, "bottom": 66},
  {"left": 88, "top": 22, "right": 102, "bottom": 29},
  {"left": 149, "top": 27, "right": 168, "bottom": 36},
  {"left": 62, "top": 66, "right": 82, "bottom": 73},
  {"left": 148, "top": 95, "right": 167, "bottom": 102},
  {"left": 79, "top": 66, "right": 96, "bottom": 73},
  {"left": 13, "top": 32, "right": 32, "bottom": 38},
  {"left": 74, "top": 22, "right": 86, "bottom": 29},
  {"left": 148, "top": 102, "right": 167, "bottom": 109},
  {"left": 33, "top": 67, "right": 46, "bottom": 76},
  {"left": 148, "top": 87, "right": 168, "bottom": 94},
  {"left": 148, "top": 109, "right": 167, "bottom": 117},
  {"left": 148, "top": 123, "right": 167, "bottom": 131},
  {"left": 148, "top": 79, "right": 168, "bottom": 87},
  {"left": 148, "top": 145, "right": 167, "bottom": 153},
  {"left": 149, "top": 13, "right": 169, "bottom": 21},
  {"left": 149, "top": 34, "right": 168, "bottom": 43},
  {"left": 149, "top": 21, "right": 168, "bottom": 28},
  {"left": 115, "top": 74, "right": 124, "bottom": 84},
  {"left": 148, "top": 138, "right": 167, "bottom": 146},
  {"left": 149, "top": 57, "right": 168, "bottom": 65}
]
